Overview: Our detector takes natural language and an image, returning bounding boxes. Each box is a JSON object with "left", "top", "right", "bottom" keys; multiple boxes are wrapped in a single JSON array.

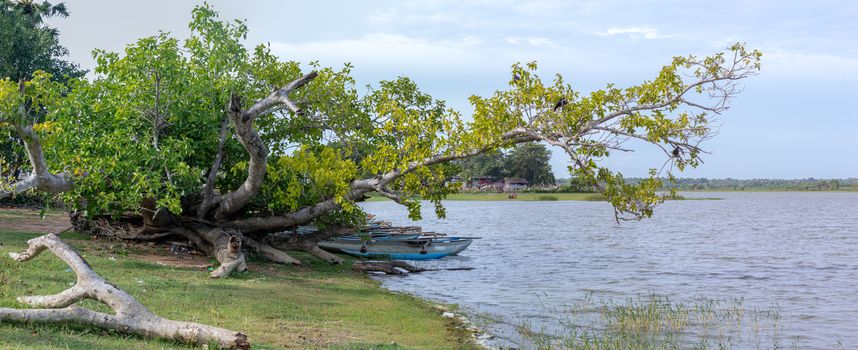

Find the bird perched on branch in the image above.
[
  {"left": 672, "top": 147, "right": 682, "bottom": 158},
  {"left": 553, "top": 98, "right": 569, "bottom": 112}
]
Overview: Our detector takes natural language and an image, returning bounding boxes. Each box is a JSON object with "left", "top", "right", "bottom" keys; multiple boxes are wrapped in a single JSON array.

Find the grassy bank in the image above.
[
  {"left": 0, "top": 210, "right": 475, "bottom": 349},
  {"left": 366, "top": 192, "right": 717, "bottom": 202},
  {"left": 365, "top": 192, "right": 603, "bottom": 202}
]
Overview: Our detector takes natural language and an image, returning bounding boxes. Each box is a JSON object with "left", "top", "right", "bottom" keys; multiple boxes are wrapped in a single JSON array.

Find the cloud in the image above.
[
  {"left": 762, "top": 48, "right": 858, "bottom": 80},
  {"left": 594, "top": 26, "right": 674, "bottom": 40},
  {"left": 504, "top": 36, "right": 556, "bottom": 47},
  {"left": 269, "top": 33, "right": 496, "bottom": 74}
]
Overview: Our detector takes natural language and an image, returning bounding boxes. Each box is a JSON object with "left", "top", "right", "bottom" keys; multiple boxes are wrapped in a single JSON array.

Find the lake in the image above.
[{"left": 360, "top": 192, "right": 858, "bottom": 349}]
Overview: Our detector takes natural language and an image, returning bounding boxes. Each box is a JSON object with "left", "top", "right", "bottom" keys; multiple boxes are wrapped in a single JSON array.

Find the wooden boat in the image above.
[{"left": 318, "top": 236, "right": 473, "bottom": 260}]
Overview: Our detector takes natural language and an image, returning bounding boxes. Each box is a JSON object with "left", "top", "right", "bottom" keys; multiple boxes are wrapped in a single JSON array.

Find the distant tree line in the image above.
[
  {"left": 456, "top": 143, "right": 556, "bottom": 186},
  {"left": 618, "top": 177, "right": 858, "bottom": 191}
]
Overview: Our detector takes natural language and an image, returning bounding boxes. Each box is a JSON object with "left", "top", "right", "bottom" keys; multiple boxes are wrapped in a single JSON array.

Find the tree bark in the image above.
[
  {"left": 264, "top": 226, "right": 354, "bottom": 265},
  {"left": 210, "top": 72, "right": 319, "bottom": 220},
  {"left": 0, "top": 124, "right": 71, "bottom": 199},
  {"left": 0, "top": 233, "right": 249, "bottom": 349}
]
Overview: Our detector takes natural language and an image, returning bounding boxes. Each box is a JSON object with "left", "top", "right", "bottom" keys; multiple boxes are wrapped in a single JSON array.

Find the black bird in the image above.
[
  {"left": 553, "top": 98, "right": 569, "bottom": 112},
  {"left": 513, "top": 74, "right": 521, "bottom": 82},
  {"left": 672, "top": 147, "right": 682, "bottom": 158}
]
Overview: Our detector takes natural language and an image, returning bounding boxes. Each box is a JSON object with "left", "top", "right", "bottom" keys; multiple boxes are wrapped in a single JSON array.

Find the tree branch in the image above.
[
  {"left": 1, "top": 233, "right": 249, "bottom": 349},
  {"left": 211, "top": 72, "right": 318, "bottom": 219},
  {"left": 198, "top": 114, "right": 230, "bottom": 218},
  {"left": 0, "top": 124, "right": 72, "bottom": 199}
]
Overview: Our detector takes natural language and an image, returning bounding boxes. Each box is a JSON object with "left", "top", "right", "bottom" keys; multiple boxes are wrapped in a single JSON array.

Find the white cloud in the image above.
[
  {"left": 762, "top": 48, "right": 858, "bottom": 80},
  {"left": 594, "top": 27, "right": 674, "bottom": 40},
  {"left": 504, "top": 36, "right": 556, "bottom": 47},
  {"left": 269, "top": 33, "right": 494, "bottom": 74}
]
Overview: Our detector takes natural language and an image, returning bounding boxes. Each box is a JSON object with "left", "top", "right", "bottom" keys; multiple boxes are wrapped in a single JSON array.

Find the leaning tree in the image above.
[{"left": 1, "top": 5, "right": 760, "bottom": 278}]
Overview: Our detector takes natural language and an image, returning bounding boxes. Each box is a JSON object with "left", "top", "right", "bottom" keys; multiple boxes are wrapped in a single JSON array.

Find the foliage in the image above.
[
  {"left": 0, "top": 0, "right": 83, "bottom": 83},
  {"left": 457, "top": 143, "right": 556, "bottom": 186},
  {"left": 505, "top": 143, "right": 555, "bottom": 185},
  {"left": 0, "top": 0, "right": 83, "bottom": 189},
  {"left": 2, "top": 4, "right": 760, "bottom": 226},
  {"left": 457, "top": 149, "right": 506, "bottom": 180}
]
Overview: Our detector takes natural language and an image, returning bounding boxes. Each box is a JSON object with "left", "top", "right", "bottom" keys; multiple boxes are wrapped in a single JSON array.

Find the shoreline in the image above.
[
  {"left": 366, "top": 189, "right": 857, "bottom": 202},
  {"left": 0, "top": 208, "right": 481, "bottom": 349}
]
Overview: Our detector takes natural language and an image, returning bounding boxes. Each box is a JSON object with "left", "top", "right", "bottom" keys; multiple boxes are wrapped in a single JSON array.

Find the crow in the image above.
[{"left": 553, "top": 98, "right": 569, "bottom": 112}]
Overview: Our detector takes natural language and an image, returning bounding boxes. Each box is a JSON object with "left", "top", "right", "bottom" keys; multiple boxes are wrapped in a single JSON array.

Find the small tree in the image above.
[{"left": 0, "top": 0, "right": 83, "bottom": 188}]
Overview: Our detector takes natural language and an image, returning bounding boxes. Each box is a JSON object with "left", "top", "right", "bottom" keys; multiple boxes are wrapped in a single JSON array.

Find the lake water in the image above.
[{"left": 360, "top": 192, "right": 858, "bottom": 349}]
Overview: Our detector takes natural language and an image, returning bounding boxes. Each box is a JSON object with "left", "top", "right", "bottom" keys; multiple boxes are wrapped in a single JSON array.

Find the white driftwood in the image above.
[{"left": 0, "top": 233, "right": 249, "bottom": 349}]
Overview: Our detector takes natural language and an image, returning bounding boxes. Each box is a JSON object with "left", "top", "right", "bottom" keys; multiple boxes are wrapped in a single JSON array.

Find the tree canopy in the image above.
[
  {"left": 1, "top": 4, "right": 761, "bottom": 275},
  {"left": 504, "top": 143, "right": 556, "bottom": 185},
  {"left": 0, "top": 0, "right": 82, "bottom": 82},
  {"left": 457, "top": 143, "right": 556, "bottom": 186}
]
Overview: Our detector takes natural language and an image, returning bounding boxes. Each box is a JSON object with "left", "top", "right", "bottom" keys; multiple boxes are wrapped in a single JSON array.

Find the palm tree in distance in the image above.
[{"left": 5, "top": 0, "right": 68, "bottom": 27}]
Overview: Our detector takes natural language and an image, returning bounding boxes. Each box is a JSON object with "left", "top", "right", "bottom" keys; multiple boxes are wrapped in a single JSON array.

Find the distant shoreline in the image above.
[
  {"left": 365, "top": 192, "right": 720, "bottom": 202},
  {"left": 365, "top": 189, "right": 857, "bottom": 202}
]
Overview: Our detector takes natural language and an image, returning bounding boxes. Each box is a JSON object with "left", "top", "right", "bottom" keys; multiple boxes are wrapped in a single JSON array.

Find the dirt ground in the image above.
[
  {"left": 0, "top": 207, "right": 214, "bottom": 269},
  {"left": 0, "top": 207, "right": 72, "bottom": 233}
]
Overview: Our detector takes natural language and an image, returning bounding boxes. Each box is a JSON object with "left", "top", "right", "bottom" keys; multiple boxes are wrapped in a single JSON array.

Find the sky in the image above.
[{"left": 47, "top": 0, "right": 858, "bottom": 179}]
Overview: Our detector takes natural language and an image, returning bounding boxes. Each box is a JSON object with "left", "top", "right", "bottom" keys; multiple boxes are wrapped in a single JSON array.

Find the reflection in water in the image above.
[{"left": 360, "top": 192, "right": 858, "bottom": 349}]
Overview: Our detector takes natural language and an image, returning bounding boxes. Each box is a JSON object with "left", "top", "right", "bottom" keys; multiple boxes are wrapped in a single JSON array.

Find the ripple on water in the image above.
[{"left": 362, "top": 192, "right": 858, "bottom": 350}]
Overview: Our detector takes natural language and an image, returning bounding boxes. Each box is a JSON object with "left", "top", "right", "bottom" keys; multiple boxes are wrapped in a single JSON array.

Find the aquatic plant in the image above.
[{"left": 519, "top": 294, "right": 793, "bottom": 350}]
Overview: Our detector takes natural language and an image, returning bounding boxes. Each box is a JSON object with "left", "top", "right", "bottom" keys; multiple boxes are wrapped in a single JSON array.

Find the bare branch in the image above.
[
  {"left": 1, "top": 234, "right": 249, "bottom": 349},
  {"left": 241, "top": 71, "right": 318, "bottom": 123}
]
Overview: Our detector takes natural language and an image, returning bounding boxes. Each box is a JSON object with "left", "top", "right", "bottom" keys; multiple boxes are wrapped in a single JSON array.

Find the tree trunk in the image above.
[{"left": 0, "top": 233, "right": 249, "bottom": 349}]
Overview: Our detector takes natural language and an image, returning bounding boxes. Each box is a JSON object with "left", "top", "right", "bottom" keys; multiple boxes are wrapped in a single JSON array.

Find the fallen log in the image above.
[
  {"left": 0, "top": 233, "right": 249, "bottom": 349},
  {"left": 352, "top": 260, "right": 475, "bottom": 275}
]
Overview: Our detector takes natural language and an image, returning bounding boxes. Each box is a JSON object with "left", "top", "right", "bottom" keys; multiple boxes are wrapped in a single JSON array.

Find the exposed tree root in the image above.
[
  {"left": 70, "top": 213, "right": 353, "bottom": 275},
  {"left": 266, "top": 226, "right": 354, "bottom": 265},
  {"left": 175, "top": 226, "right": 247, "bottom": 278},
  {"left": 0, "top": 233, "right": 249, "bottom": 349},
  {"left": 244, "top": 237, "right": 301, "bottom": 265}
]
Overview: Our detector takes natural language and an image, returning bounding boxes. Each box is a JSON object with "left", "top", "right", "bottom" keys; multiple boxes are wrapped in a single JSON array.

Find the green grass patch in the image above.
[
  {"left": 0, "top": 227, "right": 476, "bottom": 349},
  {"left": 537, "top": 195, "right": 559, "bottom": 201}
]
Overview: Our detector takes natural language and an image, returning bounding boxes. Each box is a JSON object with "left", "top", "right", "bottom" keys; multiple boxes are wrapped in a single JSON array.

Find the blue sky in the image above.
[{"left": 50, "top": 1, "right": 858, "bottom": 179}]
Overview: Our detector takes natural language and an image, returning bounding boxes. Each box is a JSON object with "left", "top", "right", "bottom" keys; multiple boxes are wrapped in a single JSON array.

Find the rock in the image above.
[{"left": 442, "top": 312, "right": 455, "bottom": 318}]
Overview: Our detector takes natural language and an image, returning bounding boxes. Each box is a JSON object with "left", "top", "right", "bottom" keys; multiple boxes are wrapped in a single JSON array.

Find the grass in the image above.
[
  {"left": 0, "top": 211, "right": 477, "bottom": 350},
  {"left": 519, "top": 293, "right": 792, "bottom": 350},
  {"left": 365, "top": 192, "right": 715, "bottom": 202},
  {"left": 366, "top": 192, "right": 601, "bottom": 202}
]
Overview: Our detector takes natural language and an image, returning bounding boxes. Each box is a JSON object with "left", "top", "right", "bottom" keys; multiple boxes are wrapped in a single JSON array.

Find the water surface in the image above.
[{"left": 360, "top": 192, "right": 858, "bottom": 349}]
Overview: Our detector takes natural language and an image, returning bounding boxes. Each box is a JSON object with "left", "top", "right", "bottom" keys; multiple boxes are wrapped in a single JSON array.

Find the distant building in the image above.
[
  {"left": 468, "top": 176, "right": 496, "bottom": 189},
  {"left": 503, "top": 177, "right": 529, "bottom": 192}
]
